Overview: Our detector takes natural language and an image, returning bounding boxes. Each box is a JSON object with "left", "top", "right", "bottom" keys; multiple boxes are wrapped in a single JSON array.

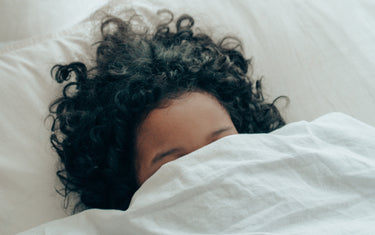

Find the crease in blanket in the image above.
[{"left": 19, "top": 112, "right": 375, "bottom": 235}]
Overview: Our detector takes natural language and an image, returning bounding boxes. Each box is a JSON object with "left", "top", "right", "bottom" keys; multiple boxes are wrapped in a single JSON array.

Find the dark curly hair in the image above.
[{"left": 47, "top": 9, "right": 288, "bottom": 213}]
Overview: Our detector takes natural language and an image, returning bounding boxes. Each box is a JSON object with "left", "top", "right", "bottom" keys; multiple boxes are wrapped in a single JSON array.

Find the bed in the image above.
[{"left": 1, "top": 0, "right": 374, "bottom": 234}]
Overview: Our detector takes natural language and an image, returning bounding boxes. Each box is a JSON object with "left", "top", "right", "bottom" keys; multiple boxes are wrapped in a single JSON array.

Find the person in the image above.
[{"left": 47, "top": 9, "right": 287, "bottom": 213}]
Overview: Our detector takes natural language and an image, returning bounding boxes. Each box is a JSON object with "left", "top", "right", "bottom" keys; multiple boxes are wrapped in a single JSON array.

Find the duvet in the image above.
[{"left": 19, "top": 112, "right": 375, "bottom": 235}]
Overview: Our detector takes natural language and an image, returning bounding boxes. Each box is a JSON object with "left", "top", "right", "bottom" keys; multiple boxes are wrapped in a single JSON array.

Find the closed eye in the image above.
[
  {"left": 151, "top": 126, "right": 235, "bottom": 165},
  {"left": 151, "top": 148, "right": 183, "bottom": 165}
]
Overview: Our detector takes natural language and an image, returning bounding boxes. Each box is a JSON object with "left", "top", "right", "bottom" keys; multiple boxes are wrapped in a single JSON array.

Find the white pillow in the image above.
[
  {"left": 1, "top": 0, "right": 374, "bottom": 234},
  {"left": 0, "top": 4, "right": 108, "bottom": 234},
  {"left": 0, "top": 0, "right": 108, "bottom": 45}
]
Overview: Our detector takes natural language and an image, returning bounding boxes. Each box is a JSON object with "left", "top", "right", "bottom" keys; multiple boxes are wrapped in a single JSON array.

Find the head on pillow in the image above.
[{"left": 47, "top": 10, "right": 287, "bottom": 212}]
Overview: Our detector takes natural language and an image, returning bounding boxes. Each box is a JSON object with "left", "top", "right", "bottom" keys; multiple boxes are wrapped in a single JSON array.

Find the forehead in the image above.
[
  {"left": 138, "top": 92, "right": 225, "bottom": 128},
  {"left": 135, "top": 92, "right": 231, "bottom": 146}
]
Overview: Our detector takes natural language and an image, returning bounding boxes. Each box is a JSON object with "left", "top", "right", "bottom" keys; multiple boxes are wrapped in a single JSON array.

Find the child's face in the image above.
[{"left": 135, "top": 92, "right": 238, "bottom": 185}]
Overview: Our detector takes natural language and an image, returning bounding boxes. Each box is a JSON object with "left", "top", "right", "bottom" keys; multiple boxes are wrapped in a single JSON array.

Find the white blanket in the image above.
[{"left": 19, "top": 112, "right": 375, "bottom": 235}]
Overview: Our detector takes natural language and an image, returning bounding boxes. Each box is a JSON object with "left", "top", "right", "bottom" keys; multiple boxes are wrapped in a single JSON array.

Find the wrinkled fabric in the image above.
[
  {"left": 20, "top": 113, "right": 375, "bottom": 235},
  {"left": 2, "top": 0, "right": 375, "bottom": 233}
]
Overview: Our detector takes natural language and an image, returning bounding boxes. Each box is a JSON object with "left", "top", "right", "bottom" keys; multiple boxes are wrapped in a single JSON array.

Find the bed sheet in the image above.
[
  {"left": 19, "top": 112, "right": 375, "bottom": 234},
  {"left": 1, "top": 0, "right": 375, "bottom": 234}
]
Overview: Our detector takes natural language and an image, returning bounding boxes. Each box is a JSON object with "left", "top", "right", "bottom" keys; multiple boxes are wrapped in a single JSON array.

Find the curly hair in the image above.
[{"left": 47, "top": 10, "right": 288, "bottom": 213}]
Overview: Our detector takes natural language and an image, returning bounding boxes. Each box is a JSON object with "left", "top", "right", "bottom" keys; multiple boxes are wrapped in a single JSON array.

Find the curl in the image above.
[{"left": 47, "top": 9, "right": 289, "bottom": 213}]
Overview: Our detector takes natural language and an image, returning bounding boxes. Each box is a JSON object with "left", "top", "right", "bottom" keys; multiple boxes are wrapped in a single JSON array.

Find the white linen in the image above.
[
  {"left": 1, "top": 0, "right": 375, "bottom": 233},
  {"left": 0, "top": 0, "right": 108, "bottom": 45},
  {"left": 19, "top": 112, "right": 375, "bottom": 235}
]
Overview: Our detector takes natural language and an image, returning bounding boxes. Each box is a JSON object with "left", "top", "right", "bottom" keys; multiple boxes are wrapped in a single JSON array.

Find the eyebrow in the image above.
[{"left": 151, "top": 126, "right": 234, "bottom": 165}]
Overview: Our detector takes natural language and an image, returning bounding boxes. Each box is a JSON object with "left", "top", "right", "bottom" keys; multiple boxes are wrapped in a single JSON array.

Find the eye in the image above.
[
  {"left": 176, "top": 153, "right": 187, "bottom": 159},
  {"left": 211, "top": 132, "right": 228, "bottom": 142},
  {"left": 211, "top": 136, "right": 221, "bottom": 142}
]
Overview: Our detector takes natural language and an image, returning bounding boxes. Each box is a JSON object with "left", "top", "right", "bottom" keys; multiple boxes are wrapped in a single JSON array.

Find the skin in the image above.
[{"left": 135, "top": 91, "right": 238, "bottom": 185}]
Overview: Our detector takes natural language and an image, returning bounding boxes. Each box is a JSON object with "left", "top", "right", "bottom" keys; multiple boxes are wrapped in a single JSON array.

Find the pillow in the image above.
[
  {"left": 0, "top": 0, "right": 108, "bottom": 45},
  {"left": 1, "top": 0, "right": 374, "bottom": 233}
]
